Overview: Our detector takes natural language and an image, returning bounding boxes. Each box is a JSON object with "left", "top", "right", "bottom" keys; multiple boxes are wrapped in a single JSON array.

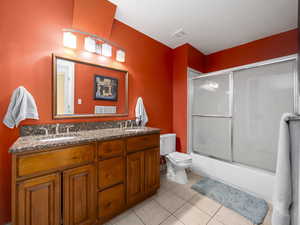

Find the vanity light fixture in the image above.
[
  {"left": 62, "top": 29, "right": 126, "bottom": 61},
  {"left": 63, "top": 32, "right": 77, "bottom": 49},
  {"left": 116, "top": 49, "right": 126, "bottom": 62},
  {"left": 84, "top": 36, "right": 96, "bottom": 53},
  {"left": 102, "top": 43, "right": 112, "bottom": 57},
  {"left": 95, "top": 43, "right": 102, "bottom": 55}
]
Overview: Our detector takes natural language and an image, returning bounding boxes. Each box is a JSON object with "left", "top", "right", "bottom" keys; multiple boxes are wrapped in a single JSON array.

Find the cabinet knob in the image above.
[{"left": 106, "top": 202, "right": 112, "bottom": 208}]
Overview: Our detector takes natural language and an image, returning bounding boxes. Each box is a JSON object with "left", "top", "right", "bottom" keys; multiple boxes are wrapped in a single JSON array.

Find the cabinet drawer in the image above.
[
  {"left": 98, "top": 157, "right": 124, "bottom": 189},
  {"left": 127, "top": 134, "right": 159, "bottom": 153},
  {"left": 17, "top": 144, "right": 95, "bottom": 177},
  {"left": 98, "top": 139, "right": 124, "bottom": 160},
  {"left": 98, "top": 184, "right": 125, "bottom": 221}
]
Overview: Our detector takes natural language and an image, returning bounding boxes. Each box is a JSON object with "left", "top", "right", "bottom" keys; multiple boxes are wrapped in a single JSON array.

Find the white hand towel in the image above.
[
  {"left": 135, "top": 97, "right": 148, "bottom": 126},
  {"left": 272, "top": 113, "right": 294, "bottom": 225},
  {"left": 3, "top": 86, "right": 39, "bottom": 128}
]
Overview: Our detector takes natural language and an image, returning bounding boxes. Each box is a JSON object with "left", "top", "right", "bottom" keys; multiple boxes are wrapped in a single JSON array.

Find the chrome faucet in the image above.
[
  {"left": 119, "top": 120, "right": 132, "bottom": 129},
  {"left": 125, "top": 120, "right": 131, "bottom": 129},
  {"left": 136, "top": 117, "right": 142, "bottom": 127},
  {"left": 55, "top": 124, "right": 60, "bottom": 135},
  {"left": 130, "top": 120, "right": 135, "bottom": 129},
  {"left": 65, "top": 125, "right": 74, "bottom": 134},
  {"left": 119, "top": 121, "right": 125, "bottom": 129}
]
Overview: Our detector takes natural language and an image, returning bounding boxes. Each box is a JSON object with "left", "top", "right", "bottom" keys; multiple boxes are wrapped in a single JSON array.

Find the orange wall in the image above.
[
  {"left": 0, "top": 1, "right": 173, "bottom": 224},
  {"left": 188, "top": 44, "right": 206, "bottom": 72},
  {"left": 73, "top": 0, "right": 116, "bottom": 38},
  {"left": 172, "top": 44, "right": 205, "bottom": 152},
  {"left": 74, "top": 63, "right": 126, "bottom": 114},
  {"left": 172, "top": 45, "right": 188, "bottom": 152},
  {"left": 205, "top": 29, "right": 298, "bottom": 72}
]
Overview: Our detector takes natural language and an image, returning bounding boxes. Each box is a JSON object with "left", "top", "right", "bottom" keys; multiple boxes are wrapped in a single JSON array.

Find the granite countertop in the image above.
[{"left": 9, "top": 127, "right": 161, "bottom": 154}]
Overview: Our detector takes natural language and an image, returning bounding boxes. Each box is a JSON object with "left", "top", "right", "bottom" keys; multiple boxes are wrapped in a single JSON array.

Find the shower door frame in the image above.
[{"left": 187, "top": 54, "right": 299, "bottom": 168}]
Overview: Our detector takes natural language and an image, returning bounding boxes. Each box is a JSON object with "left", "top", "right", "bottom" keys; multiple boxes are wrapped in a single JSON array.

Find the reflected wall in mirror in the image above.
[{"left": 53, "top": 54, "right": 128, "bottom": 118}]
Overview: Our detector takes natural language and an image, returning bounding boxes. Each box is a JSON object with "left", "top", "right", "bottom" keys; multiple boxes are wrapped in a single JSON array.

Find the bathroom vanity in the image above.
[{"left": 10, "top": 127, "right": 160, "bottom": 225}]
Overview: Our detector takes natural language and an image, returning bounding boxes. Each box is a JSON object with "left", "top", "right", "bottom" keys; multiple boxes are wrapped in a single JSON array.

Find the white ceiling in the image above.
[{"left": 108, "top": 0, "right": 298, "bottom": 54}]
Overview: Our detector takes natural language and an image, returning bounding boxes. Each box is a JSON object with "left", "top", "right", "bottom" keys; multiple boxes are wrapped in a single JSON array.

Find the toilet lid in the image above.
[{"left": 168, "top": 152, "right": 192, "bottom": 162}]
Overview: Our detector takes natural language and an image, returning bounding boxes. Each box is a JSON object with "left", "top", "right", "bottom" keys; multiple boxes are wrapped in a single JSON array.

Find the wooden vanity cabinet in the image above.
[
  {"left": 126, "top": 135, "right": 160, "bottom": 206},
  {"left": 63, "top": 164, "right": 97, "bottom": 225},
  {"left": 16, "top": 173, "right": 61, "bottom": 225},
  {"left": 126, "top": 151, "right": 145, "bottom": 205},
  {"left": 144, "top": 148, "right": 160, "bottom": 194},
  {"left": 12, "top": 144, "right": 97, "bottom": 225},
  {"left": 12, "top": 133, "right": 160, "bottom": 225}
]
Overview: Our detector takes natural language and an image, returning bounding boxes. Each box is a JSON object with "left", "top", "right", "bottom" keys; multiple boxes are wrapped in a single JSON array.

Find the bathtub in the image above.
[{"left": 191, "top": 152, "right": 275, "bottom": 203}]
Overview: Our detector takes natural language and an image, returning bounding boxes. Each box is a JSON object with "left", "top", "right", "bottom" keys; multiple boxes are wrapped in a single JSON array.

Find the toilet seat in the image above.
[{"left": 168, "top": 152, "right": 192, "bottom": 163}]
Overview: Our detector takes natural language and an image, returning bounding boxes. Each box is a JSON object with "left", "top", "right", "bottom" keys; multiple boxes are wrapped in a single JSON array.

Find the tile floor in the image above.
[{"left": 105, "top": 173, "right": 272, "bottom": 225}]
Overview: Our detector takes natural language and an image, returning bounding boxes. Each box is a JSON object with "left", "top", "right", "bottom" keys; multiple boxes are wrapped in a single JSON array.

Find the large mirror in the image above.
[{"left": 53, "top": 54, "right": 128, "bottom": 118}]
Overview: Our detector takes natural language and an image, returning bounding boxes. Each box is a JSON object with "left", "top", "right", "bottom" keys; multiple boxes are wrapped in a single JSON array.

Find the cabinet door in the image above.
[
  {"left": 145, "top": 148, "right": 160, "bottom": 194},
  {"left": 126, "top": 151, "right": 145, "bottom": 205},
  {"left": 17, "top": 173, "right": 60, "bottom": 225},
  {"left": 63, "top": 164, "right": 96, "bottom": 225}
]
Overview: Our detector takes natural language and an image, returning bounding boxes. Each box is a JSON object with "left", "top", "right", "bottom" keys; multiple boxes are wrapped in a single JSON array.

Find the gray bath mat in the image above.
[{"left": 191, "top": 178, "right": 269, "bottom": 225}]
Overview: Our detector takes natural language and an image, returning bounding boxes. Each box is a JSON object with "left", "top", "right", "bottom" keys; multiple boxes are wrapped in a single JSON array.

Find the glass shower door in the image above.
[
  {"left": 233, "top": 60, "right": 296, "bottom": 171},
  {"left": 192, "top": 73, "right": 232, "bottom": 161}
]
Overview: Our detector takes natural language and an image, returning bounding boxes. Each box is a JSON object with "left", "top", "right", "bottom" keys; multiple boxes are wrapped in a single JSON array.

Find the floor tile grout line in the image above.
[
  {"left": 205, "top": 205, "right": 224, "bottom": 225},
  {"left": 153, "top": 192, "right": 188, "bottom": 215},
  {"left": 133, "top": 209, "right": 148, "bottom": 225},
  {"left": 133, "top": 198, "right": 174, "bottom": 225},
  {"left": 153, "top": 198, "right": 180, "bottom": 215},
  {"left": 160, "top": 183, "right": 217, "bottom": 224},
  {"left": 181, "top": 196, "right": 218, "bottom": 219},
  {"left": 157, "top": 214, "right": 174, "bottom": 225},
  {"left": 171, "top": 201, "right": 214, "bottom": 225}
]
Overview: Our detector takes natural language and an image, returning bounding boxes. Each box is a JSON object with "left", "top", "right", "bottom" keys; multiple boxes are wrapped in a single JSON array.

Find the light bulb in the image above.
[
  {"left": 84, "top": 37, "right": 96, "bottom": 53},
  {"left": 116, "top": 49, "right": 126, "bottom": 62},
  {"left": 102, "top": 43, "right": 112, "bottom": 57},
  {"left": 63, "top": 32, "right": 77, "bottom": 49}
]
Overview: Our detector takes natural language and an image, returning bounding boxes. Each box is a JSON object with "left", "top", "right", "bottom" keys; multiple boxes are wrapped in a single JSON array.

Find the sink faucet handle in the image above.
[
  {"left": 130, "top": 120, "right": 134, "bottom": 129},
  {"left": 125, "top": 120, "right": 131, "bottom": 129},
  {"left": 136, "top": 116, "right": 142, "bottom": 127},
  {"left": 39, "top": 127, "right": 48, "bottom": 136},
  {"left": 55, "top": 124, "right": 60, "bottom": 135},
  {"left": 65, "top": 125, "right": 74, "bottom": 134}
]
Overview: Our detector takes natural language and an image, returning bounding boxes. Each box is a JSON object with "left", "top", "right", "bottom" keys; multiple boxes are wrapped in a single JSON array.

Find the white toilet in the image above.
[{"left": 160, "top": 134, "right": 192, "bottom": 184}]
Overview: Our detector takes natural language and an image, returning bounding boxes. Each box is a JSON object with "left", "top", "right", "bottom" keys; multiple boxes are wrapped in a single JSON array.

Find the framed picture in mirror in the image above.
[{"left": 94, "top": 75, "right": 118, "bottom": 101}]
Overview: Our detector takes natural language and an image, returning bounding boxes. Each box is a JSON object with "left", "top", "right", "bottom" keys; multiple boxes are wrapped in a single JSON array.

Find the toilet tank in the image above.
[{"left": 160, "top": 133, "right": 176, "bottom": 156}]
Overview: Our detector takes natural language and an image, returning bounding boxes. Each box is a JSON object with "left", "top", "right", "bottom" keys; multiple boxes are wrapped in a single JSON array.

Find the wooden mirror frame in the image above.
[{"left": 52, "top": 54, "right": 129, "bottom": 119}]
